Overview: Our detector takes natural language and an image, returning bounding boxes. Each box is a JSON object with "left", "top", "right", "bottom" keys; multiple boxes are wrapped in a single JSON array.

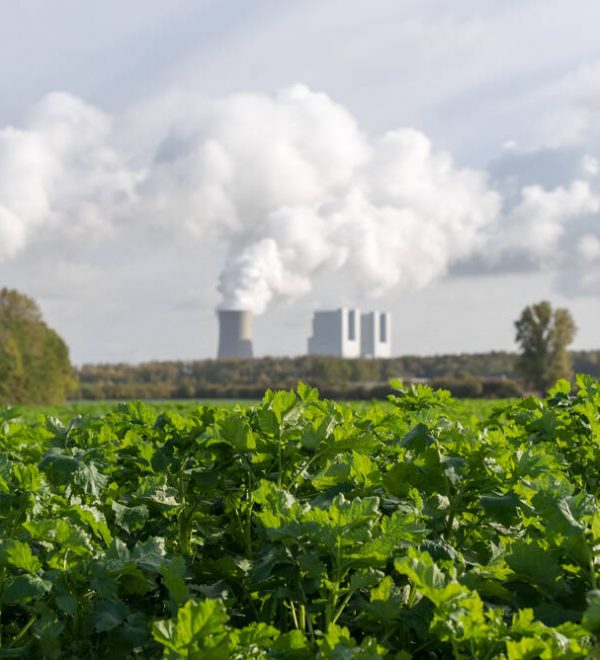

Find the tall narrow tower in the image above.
[{"left": 217, "top": 310, "right": 254, "bottom": 359}]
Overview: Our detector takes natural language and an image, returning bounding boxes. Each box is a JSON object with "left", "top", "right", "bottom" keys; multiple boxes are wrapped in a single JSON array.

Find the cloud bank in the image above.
[
  {"left": 1, "top": 85, "right": 599, "bottom": 313},
  {"left": 0, "top": 93, "right": 138, "bottom": 259}
]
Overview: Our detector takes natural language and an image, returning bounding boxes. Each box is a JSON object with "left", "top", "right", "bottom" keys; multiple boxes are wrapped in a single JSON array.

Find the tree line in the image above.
[
  {"left": 75, "top": 349, "right": 600, "bottom": 401},
  {"left": 1, "top": 290, "right": 598, "bottom": 403}
]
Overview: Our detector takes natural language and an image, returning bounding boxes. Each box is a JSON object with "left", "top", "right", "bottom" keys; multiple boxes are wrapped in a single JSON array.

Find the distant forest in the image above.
[{"left": 75, "top": 350, "right": 600, "bottom": 400}]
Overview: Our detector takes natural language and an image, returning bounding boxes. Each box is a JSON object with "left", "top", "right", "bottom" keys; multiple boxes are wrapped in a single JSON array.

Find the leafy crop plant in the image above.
[{"left": 0, "top": 378, "right": 600, "bottom": 657}]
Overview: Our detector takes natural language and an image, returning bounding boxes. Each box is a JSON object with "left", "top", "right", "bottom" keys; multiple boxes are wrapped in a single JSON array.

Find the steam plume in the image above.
[
  {"left": 1, "top": 85, "right": 599, "bottom": 307},
  {"left": 139, "top": 85, "right": 501, "bottom": 313}
]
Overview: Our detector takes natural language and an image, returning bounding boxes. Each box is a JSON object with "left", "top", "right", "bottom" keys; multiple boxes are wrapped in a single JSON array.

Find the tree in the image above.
[
  {"left": 0, "top": 288, "right": 77, "bottom": 404},
  {"left": 514, "top": 300, "right": 577, "bottom": 393}
]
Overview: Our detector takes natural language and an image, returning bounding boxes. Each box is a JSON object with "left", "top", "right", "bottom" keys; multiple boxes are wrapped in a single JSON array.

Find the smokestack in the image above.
[{"left": 217, "top": 310, "right": 254, "bottom": 359}]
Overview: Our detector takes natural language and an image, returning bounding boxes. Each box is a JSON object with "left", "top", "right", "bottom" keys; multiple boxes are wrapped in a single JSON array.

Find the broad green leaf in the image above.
[
  {"left": 317, "top": 623, "right": 355, "bottom": 656},
  {"left": 269, "top": 390, "right": 298, "bottom": 423},
  {"left": 311, "top": 460, "right": 351, "bottom": 490},
  {"left": 296, "top": 381, "right": 319, "bottom": 402},
  {"left": 111, "top": 500, "right": 149, "bottom": 534},
  {"left": 506, "top": 541, "right": 566, "bottom": 596},
  {"left": 152, "top": 598, "right": 229, "bottom": 656},
  {"left": 271, "top": 629, "right": 312, "bottom": 657},
  {"left": 219, "top": 414, "right": 256, "bottom": 451},
  {"left": 479, "top": 492, "right": 520, "bottom": 526},
  {"left": 506, "top": 637, "right": 546, "bottom": 659},
  {"left": 4, "top": 574, "right": 52, "bottom": 603},
  {"left": 89, "top": 600, "right": 130, "bottom": 632},
  {"left": 2, "top": 539, "right": 41, "bottom": 573},
  {"left": 582, "top": 589, "right": 600, "bottom": 633},
  {"left": 71, "top": 504, "right": 112, "bottom": 546},
  {"left": 131, "top": 537, "right": 167, "bottom": 573},
  {"left": 161, "top": 555, "right": 190, "bottom": 607},
  {"left": 56, "top": 594, "right": 77, "bottom": 616},
  {"left": 257, "top": 409, "right": 279, "bottom": 436},
  {"left": 394, "top": 548, "right": 445, "bottom": 595},
  {"left": 24, "top": 518, "right": 92, "bottom": 554},
  {"left": 72, "top": 460, "right": 108, "bottom": 497},
  {"left": 38, "top": 451, "right": 79, "bottom": 484}
]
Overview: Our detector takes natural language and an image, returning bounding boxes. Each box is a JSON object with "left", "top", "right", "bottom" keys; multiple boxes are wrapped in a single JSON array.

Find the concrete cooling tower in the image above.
[{"left": 217, "top": 310, "right": 254, "bottom": 359}]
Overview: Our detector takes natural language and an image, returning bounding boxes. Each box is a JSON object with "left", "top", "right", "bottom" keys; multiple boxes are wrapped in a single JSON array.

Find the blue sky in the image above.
[{"left": 1, "top": 1, "right": 600, "bottom": 363}]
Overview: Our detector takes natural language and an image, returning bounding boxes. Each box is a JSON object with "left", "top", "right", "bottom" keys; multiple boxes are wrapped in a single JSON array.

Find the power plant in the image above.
[
  {"left": 308, "top": 308, "right": 392, "bottom": 358},
  {"left": 216, "top": 307, "right": 392, "bottom": 359},
  {"left": 217, "top": 310, "right": 254, "bottom": 359}
]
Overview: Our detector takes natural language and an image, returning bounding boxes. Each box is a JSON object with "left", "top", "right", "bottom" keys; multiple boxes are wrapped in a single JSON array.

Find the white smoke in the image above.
[
  {"left": 1, "top": 85, "right": 600, "bottom": 311},
  {"left": 214, "top": 126, "right": 500, "bottom": 312}
]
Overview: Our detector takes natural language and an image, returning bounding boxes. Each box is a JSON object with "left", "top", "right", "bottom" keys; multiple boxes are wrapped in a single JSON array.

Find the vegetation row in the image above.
[{"left": 1, "top": 378, "right": 600, "bottom": 657}]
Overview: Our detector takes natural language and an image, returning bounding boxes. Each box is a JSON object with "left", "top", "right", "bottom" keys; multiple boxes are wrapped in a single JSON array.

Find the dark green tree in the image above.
[
  {"left": 514, "top": 300, "right": 577, "bottom": 393},
  {"left": 0, "top": 288, "right": 77, "bottom": 404}
]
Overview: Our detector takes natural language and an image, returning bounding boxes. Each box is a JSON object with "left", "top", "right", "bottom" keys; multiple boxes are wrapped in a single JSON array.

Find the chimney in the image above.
[{"left": 217, "top": 310, "right": 254, "bottom": 359}]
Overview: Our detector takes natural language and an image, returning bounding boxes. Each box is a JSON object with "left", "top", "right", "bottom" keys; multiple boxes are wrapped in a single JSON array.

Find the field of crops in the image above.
[
  {"left": 1, "top": 378, "right": 600, "bottom": 658},
  {"left": 20, "top": 397, "right": 505, "bottom": 424},
  {"left": 16, "top": 399, "right": 263, "bottom": 423}
]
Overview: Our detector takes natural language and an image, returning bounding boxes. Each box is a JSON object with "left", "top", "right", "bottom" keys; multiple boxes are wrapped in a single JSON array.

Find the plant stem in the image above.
[
  {"left": 299, "top": 603, "right": 306, "bottom": 631},
  {"left": 9, "top": 614, "right": 36, "bottom": 648},
  {"left": 289, "top": 600, "right": 299, "bottom": 629},
  {"left": 332, "top": 590, "right": 353, "bottom": 624},
  {"left": 297, "top": 579, "right": 315, "bottom": 643},
  {"left": 277, "top": 432, "right": 283, "bottom": 488}
]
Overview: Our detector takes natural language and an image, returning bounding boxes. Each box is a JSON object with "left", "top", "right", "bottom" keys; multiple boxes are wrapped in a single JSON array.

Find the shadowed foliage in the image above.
[{"left": 0, "top": 288, "right": 77, "bottom": 404}]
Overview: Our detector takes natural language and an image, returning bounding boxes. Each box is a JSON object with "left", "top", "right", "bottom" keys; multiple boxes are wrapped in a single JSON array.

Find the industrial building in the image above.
[
  {"left": 307, "top": 308, "right": 392, "bottom": 358},
  {"left": 215, "top": 307, "right": 391, "bottom": 360},
  {"left": 217, "top": 310, "right": 254, "bottom": 359},
  {"left": 361, "top": 311, "right": 392, "bottom": 358},
  {"left": 307, "top": 308, "right": 361, "bottom": 358}
]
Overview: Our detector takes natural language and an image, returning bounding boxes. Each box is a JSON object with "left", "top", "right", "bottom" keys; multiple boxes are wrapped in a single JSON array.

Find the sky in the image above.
[{"left": 1, "top": 0, "right": 600, "bottom": 364}]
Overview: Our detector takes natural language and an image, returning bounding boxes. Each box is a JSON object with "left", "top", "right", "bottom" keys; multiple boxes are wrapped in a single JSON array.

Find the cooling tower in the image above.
[{"left": 217, "top": 310, "right": 254, "bottom": 359}]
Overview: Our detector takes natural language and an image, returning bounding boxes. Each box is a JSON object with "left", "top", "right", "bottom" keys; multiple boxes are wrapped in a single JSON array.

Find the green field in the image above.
[
  {"left": 1, "top": 380, "right": 599, "bottom": 657},
  {"left": 12, "top": 399, "right": 262, "bottom": 423},
  {"left": 12, "top": 395, "right": 505, "bottom": 424}
]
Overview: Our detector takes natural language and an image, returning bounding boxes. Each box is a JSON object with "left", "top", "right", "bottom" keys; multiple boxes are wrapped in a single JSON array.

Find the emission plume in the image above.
[
  {"left": 1, "top": 85, "right": 599, "bottom": 309},
  {"left": 137, "top": 85, "right": 501, "bottom": 313}
]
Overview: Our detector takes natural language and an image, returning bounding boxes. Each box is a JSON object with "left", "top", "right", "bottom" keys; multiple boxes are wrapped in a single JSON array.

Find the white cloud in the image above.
[
  {"left": 582, "top": 155, "right": 599, "bottom": 176},
  {"left": 0, "top": 92, "right": 138, "bottom": 259},
  {"left": 2, "top": 83, "right": 600, "bottom": 325},
  {"left": 500, "top": 180, "right": 600, "bottom": 263},
  {"left": 538, "top": 62, "right": 600, "bottom": 148},
  {"left": 578, "top": 233, "right": 600, "bottom": 262}
]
